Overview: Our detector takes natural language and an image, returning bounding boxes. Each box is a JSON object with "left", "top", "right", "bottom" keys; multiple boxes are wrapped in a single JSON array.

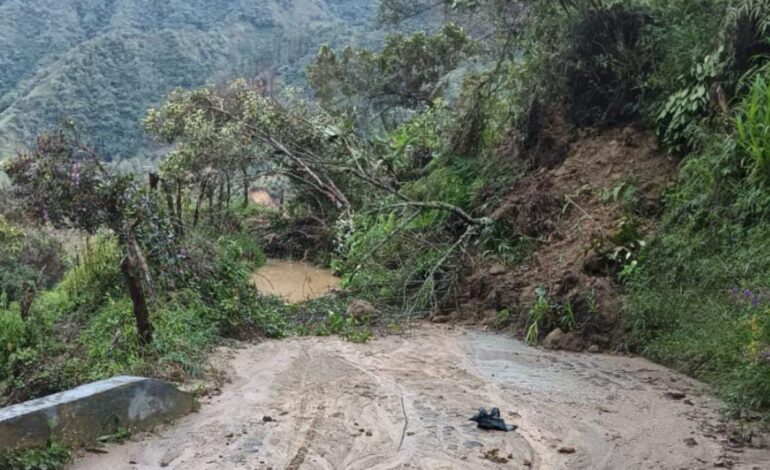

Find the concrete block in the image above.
[{"left": 0, "top": 376, "right": 194, "bottom": 451}]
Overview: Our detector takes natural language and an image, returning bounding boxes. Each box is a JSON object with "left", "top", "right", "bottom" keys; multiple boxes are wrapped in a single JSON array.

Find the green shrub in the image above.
[
  {"left": 0, "top": 305, "right": 26, "bottom": 377},
  {"left": 59, "top": 235, "right": 122, "bottom": 304},
  {"left": 735, "top": 69, "right": 770, "bottom": 182},
  {"left": 0, "top": 218, "right": 66, "bottom": 304},
  {"left": 0, "top": 441, "right": 71, "bottom": 470},
  {"left": 80, "top": 296, "right": 144, "bottom": 380},
  {"left": 217, "top": 233, "right": 267, "bottom": 268},
  {"left": 526, "top": 287, "right": 551, "bottom": 344},
  {"left": 630, "top": 137, "right": 770, "bottom": 415}
]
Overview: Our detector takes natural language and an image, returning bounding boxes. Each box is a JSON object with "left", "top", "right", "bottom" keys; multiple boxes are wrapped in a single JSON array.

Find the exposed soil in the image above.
[
  {"left": 70, "top": 325, "right": 770, "bottom": 470},
  {"left": 249, "top": 190, "right": 279, "bottom": 209},
  {"left": 461, "top": 125, "right": 677, "bottom": 349}
]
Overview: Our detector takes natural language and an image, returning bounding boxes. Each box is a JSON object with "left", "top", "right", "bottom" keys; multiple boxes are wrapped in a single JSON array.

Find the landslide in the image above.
[{"left": 454, "top": 118, "right": 676, "bottom": 351}]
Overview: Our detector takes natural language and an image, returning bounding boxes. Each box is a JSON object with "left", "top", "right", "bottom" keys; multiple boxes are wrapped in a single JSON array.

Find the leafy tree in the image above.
[
  {"left": 307, "top": 24, "right": 477, "bottom": 131},
  {"left": 3, "top": 128, "right": 165, "bottom": 344},
  {"left": 145, "top": 81, "right": 357, "bottom": 218}
]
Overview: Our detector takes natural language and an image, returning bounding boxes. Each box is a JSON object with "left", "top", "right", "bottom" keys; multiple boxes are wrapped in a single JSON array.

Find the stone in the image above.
[
  {"left": 488, "top": 264, "right": 507, "bottom": 276},
  {"left": 430, "top": 314, "right": 451, "bottom": 324},
  {"left": 559, "top": 332, "right": 585, "bottom": 352},
  {"left": 346, "top": 299, "right": 377, "bottom": 321},
  {"left": 0, "top": 376, "right": 194, "bottom": 452},
  {"left": 587, "top": 344, "right": 600, "bottom": 353},
  {"left": 664, "top": 390, "right": 687, "bottom": 400},
  {"left": 543, "top": 328, "right": 565, "bottom": 349}
]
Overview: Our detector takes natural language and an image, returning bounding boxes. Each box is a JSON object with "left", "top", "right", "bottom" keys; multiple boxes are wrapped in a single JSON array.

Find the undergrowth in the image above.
[
  {"left": 631, "top": 69, "right": 770, "bottom": 417},
  {"left": 0, "top": 441, "right": 71, "bottom": 470},
  {"left": 0, "top": 224, "right": 288, "bottom": 406}
]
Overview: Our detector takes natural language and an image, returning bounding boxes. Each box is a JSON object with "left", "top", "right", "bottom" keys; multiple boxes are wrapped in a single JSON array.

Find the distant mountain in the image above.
[{"left": 0, "top": 0, "right": 377, "bottom": 160}]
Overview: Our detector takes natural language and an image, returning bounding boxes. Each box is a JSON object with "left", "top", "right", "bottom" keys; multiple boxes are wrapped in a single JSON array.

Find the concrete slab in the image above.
[{"left": 0, "top": 376, "right": 194, "bottom": 451}]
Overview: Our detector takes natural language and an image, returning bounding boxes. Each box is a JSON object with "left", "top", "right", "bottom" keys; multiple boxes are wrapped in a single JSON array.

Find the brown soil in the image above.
[
  {"left": 69, "top": 325, "right": 770, "bottom": 470},
  {"left": 249, "top": 190, "right": 279, "bottom": 209},
  {"left": 461, "top": 124, "right": 677, "bottom": 349}
]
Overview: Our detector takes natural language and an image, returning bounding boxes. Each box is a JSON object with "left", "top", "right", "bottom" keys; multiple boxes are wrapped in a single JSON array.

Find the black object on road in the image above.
[{"left": 469, "top": 407, "right": 517, "bottom": 432}]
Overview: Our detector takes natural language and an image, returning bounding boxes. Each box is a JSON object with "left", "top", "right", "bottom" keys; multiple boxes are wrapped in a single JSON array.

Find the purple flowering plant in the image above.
[{"left": 729, "top": 285, "right": 766, "bottom": 310}]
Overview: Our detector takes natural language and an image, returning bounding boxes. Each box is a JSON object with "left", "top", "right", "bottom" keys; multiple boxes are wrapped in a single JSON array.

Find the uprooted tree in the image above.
[{"left": 144, "top": 77, "right": 494, "bottom": 314}]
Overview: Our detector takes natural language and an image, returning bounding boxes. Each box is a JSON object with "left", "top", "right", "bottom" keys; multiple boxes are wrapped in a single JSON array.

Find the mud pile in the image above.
[{"left": 458, "top": 123, "right": 676, "bottom": 350}]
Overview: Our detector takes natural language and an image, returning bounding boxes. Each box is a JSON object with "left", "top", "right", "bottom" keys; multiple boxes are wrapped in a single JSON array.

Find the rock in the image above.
[
  {"left": 482, "top": 448, "right": 509, "bottom": 464},
  {"left": 0, "top": 376, "right": 194, "bottom": 452},
  {"left": 589, "top": 333, "right": 611, "bottom": 346},
  {"left": 683, "top": 437, "right": 698, "bottom": 447},
  {"left": 346, "top": 300, "right": 377, "bottom": 321},
  {"left": 543, "top": 328, "right": 565, "bottom": 349},
  {"left": 715, "top": 458, "right": 735, "bottom": 468},
  {"left": 558, "top": 446, "right": 576, "bottom": 454},
  {"left": 431, "top": 315, "right": 451, "bottom": 324},
  {"left": 559, "top": 332, "right": 585, "bottom": 352},
  {"left": 664, "top": 390, "right": 687, "bottom": 400},
  {"left": 587, "top": 344, "right": 600, "bottom": 353},
  {"left": 488, "top": 264, "right": 507, "bottom": 276},
  {"left": 262, "top": 416, "right": 274, "bottom": 423}
]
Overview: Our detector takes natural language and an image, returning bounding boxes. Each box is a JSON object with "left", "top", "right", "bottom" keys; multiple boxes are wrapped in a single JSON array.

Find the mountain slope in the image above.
[{"left": 0, "top": 0, "right": 375, "bottom": 159}]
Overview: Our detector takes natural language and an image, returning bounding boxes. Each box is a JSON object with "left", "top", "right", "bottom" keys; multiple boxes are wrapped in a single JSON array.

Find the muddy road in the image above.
[{"left": 71, "top": 325, "right": 770, "bottom": 469}]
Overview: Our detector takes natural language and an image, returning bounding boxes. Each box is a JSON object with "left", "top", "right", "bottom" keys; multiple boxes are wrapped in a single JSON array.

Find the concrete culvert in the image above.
[{"left": 0, "top": 376, "right": 194, "bottom": 452}]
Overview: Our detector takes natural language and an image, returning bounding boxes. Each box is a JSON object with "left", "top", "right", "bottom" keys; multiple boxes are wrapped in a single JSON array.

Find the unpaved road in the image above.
[{"left": 71, "top": 325, "right": 770, "bottom": 469}]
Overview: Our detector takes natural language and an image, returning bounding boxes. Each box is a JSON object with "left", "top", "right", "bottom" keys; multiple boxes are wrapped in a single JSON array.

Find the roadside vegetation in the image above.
[{"left": 2, "top": 1, "right": 770, "bottom": 466}]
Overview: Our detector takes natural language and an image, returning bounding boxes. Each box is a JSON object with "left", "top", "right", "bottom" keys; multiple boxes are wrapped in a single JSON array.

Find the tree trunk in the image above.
[
  {"left": 175, "top": 181, "right": 184, "bottom": 236},
  {"left": 226, "top": 176, "right": 231, "bottom": 207},
  {"left": 242, "top": 167, "right": 249, "bottom": 207},
  {"left": 207, "top": 184, "right": 214, "bottom": 223},
  {"left": 121, "top": 254, "right": 153, "bottom": 345},
  {"left": 193, "top": 178, "right": 208, "bottom": 228},
  {"left": 129, "top": 236, "right": 156, "bottom": 301},
  {"left": 149, "top": 172, "right": 160, "bottom": 192},
  {"left": 217, "top": 180, "right": 225, "bottom": 212},
  {"left": 19, "top": 283, "right": 36, "bottom": 321},
  {"left": 163, "top": 181, "right": 181, "bottom": 238}
]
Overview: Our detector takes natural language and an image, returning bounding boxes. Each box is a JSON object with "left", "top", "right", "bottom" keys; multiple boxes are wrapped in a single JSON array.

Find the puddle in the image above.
[{"left": 252, "top": 259, "right": 340, "bottom": 303}]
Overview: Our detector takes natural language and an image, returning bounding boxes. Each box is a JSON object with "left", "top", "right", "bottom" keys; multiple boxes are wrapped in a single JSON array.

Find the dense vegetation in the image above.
[
  {"left": 0, "top": 0, "right": 378, "bottom": 160},
  {"left": 2, "top": 0, "right": 770, "bottom": 466}
]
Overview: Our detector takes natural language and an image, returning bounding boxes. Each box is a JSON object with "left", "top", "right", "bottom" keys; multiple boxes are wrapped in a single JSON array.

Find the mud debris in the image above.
[{"left": 70, "top": 325, "right": 770, "bottom": 470}]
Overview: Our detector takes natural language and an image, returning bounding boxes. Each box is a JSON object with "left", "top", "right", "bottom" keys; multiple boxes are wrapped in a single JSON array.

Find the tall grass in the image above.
[
  {"left": 59, "top": 235, "right": 122, "bottom": 298},
  {"left": 735, "top": 72, "right": 770, "bottom": 183}
]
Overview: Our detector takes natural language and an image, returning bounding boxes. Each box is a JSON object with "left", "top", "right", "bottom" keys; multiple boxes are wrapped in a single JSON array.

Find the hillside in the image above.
[
  {"left": 0, "top": 0, "right": 376, "bottom": 160},
  {"left": 4, "top": 1, "right": 770, "bottom": 468}
]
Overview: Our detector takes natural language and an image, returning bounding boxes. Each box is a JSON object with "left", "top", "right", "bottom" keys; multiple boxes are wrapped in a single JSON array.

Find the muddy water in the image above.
[
  {"left": 252, "top": 259, "right": 340, "bottom": 303},
  {"left": 70, "top": 325, "right": 770, "bottom": 470}
]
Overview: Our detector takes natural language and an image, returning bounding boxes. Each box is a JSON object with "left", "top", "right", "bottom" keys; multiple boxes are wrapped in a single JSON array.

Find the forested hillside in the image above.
[{"left": 0, "top": 0, "right": 375, "bottom": 159}]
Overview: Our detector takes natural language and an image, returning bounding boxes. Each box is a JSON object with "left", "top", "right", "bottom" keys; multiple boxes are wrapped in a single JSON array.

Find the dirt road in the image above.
[{"left": 71, "top": 325, "right": 770, "bottom": 470}]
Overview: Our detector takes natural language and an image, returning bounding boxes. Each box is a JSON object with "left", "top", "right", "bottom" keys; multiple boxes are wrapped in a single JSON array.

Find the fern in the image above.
[{"left": 727, "top": 0, "right": 770, "bottom": 37}]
